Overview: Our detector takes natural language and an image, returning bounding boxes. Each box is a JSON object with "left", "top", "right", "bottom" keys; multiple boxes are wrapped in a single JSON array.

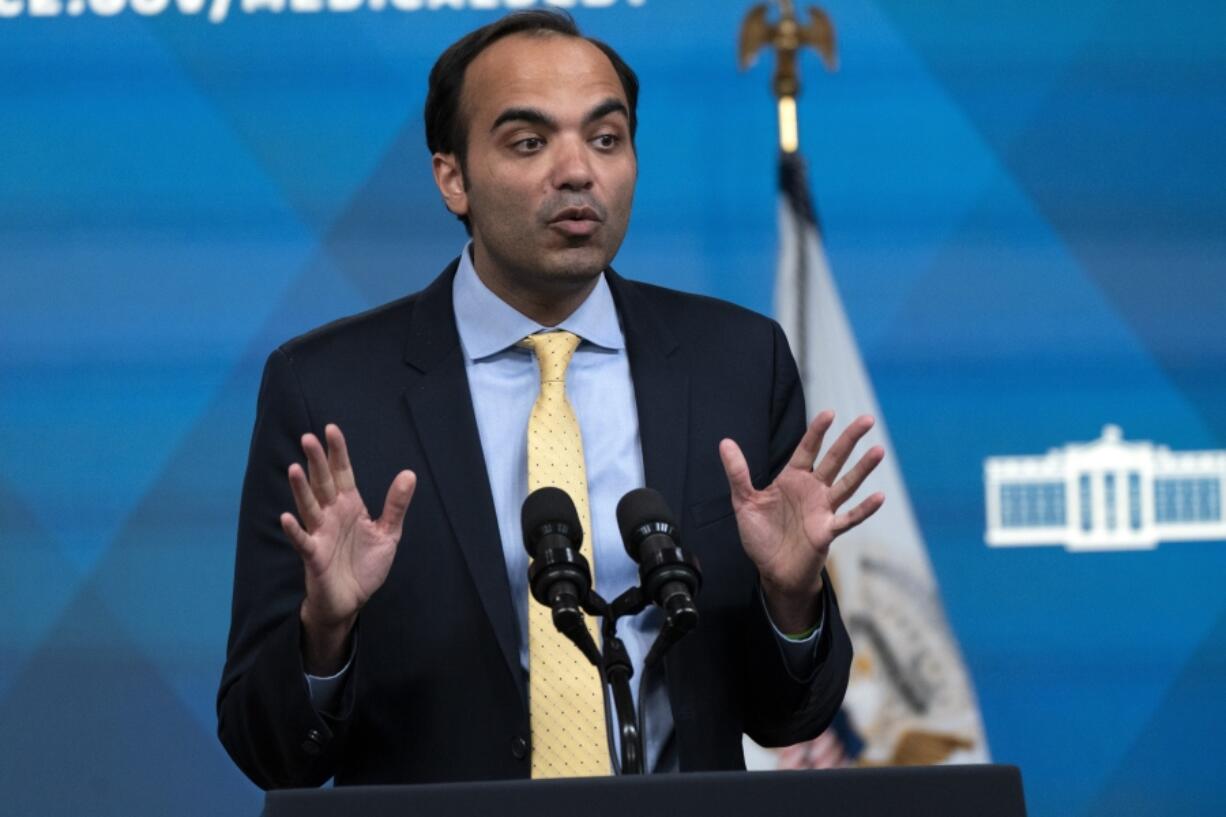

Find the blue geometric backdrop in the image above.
[{"left": 1, "top": 2, "right": 1223, "bottom": 816}]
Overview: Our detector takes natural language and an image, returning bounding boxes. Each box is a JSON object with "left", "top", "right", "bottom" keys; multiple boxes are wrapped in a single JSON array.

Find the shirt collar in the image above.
[{"left": 452, "top": 242, "right": 625, "bottom": 361}]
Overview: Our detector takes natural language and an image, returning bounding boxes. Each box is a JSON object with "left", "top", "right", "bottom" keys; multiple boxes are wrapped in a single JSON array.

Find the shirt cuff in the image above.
[
  {"left": 761, "top": 588, "right": 824, "bottom": 680},
  {"left": 304, "top": 637, "right": 356, "bottom": 715}
]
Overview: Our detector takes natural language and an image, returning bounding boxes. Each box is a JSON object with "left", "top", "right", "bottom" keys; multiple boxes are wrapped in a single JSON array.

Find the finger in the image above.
[
  {"left": 810, "top": 742, "right": 845, "bottom": 769},
  {"left": 829, "top": 445, "right": 885, "bottom": 509},
  {"left": 377, "top": 470, "right": 417, "bottom": 536},
  {"left": 302, "top": 433, "right": 337, "bottom": 504},
  {"left": 807, "top": 733, "right": 846, "bottom": 769},
  {"left": 718, "top": 439, "right": 756, "bottom": 506},
  {"left": 799, "top": 736, "right": 822, "bottom": 767},
  {"left": 813, "top": 414, "right": 875, "bottom": 485},
  {"left": 325, "top": 424, "right": 357, "bottom": 493},
  {"left": 280, "top": 512, "right": 314, "bottom": 559},
  {"left": 287, "top": 463, "right": 325, "bottom": 530},
  {"left": 787, "top": 410, "right": 835, "bottom": 471},
  {"left": 777, "top": 744, "right": 808, "bottom": 770},
  {"left": 832, "top": 492, "right": 886, "bottom": 536}
]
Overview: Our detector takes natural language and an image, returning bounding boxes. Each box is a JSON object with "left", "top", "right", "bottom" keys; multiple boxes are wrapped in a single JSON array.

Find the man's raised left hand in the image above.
[{"left": 718, "top": 411, "right": 885, "bottom": 634}]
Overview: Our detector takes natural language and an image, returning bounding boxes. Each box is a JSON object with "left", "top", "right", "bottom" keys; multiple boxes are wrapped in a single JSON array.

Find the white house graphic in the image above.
[{"left": 984, "top": 425, "right": 1226, "bottom": 551}]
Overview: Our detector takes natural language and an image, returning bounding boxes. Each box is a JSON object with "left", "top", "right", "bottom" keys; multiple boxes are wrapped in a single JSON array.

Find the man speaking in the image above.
[{"left": 217, "top": 9, "right": 883, "bottom": 788}]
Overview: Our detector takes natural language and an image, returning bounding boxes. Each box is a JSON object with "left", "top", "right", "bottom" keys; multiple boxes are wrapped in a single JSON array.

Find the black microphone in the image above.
[
  {"left": 616, "top": 488, "right": 702, "bottom": 637},
  {"left": 521, "top": 487, "right": 600, "bottom": 665}
]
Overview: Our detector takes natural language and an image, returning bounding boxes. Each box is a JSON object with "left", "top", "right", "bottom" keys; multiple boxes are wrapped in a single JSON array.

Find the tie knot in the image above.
[{"left": 521, "top": 331, "right": 581, "bottom": 384}]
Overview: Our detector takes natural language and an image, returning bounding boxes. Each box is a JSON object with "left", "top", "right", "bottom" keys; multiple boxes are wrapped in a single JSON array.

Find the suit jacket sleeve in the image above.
[
  {"left": 740, "top": 321, "right": 853, "bottom": 747},
  {"left": 216, "top": 348, "right": 356, "bottom": 789}
]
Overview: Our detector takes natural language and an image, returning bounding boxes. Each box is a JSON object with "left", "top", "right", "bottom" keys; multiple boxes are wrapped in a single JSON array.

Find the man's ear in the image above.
[{"left": 432, "top": 153, "right": 469, "bottom": 218}]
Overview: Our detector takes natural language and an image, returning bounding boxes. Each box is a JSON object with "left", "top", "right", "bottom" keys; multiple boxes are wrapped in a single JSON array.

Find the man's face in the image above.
[{"left": 435, "top": 33, "right": 637, "bottom": 295}]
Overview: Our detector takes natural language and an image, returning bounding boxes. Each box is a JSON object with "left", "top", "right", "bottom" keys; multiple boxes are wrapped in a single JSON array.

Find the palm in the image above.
[
  {"left": 720, "top": 412, "right": 884, "bottom": 601},
  {"left": 281, "top": 424, "right": 417, "bottom": 629},
  {"left": 734, "top": 466, "right": 837, "bottom": 582},
  {"left": 299, "top": 488, "right": 399, "bottom": 623}
]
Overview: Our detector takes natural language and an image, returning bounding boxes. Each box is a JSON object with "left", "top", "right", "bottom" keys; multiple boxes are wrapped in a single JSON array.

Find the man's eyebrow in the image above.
[
  {"left": 584, "top": 98, "right": 629, "bottom": 126},
  {"left": 490, "top": 107, "right": 557, "bottom": 132},
  {"left": 489, "top": 100, "right": 629, "bottom": 133}
]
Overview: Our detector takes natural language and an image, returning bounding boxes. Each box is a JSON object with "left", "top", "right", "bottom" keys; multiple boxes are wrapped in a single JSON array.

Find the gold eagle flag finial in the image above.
[{"left": 738, "top": 0, "right": 837, "bottom": 153}]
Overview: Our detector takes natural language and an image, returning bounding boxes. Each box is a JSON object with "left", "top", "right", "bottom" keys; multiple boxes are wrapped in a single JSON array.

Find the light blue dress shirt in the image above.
[
  {"left": 451, "top": 245, "right": 671, "bottom": 771},
  {"left": 307, "top": 245, "right": 820, "bottom": 773}
]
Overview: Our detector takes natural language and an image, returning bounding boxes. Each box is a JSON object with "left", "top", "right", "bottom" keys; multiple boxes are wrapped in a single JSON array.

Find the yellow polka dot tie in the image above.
[{"left": 520, "top": 331, "right": 611, "bottom": 778}]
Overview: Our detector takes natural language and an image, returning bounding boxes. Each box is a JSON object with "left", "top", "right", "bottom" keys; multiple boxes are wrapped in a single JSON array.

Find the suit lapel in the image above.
[
  {"left": 397, "top": 265, "right": 690, "bottom": 712},
  {"left": 607, "top": 271, "right": 691, "bottom": 522},
  {"left": 401, "top": 263, "right": 526, "bottom": 707}
]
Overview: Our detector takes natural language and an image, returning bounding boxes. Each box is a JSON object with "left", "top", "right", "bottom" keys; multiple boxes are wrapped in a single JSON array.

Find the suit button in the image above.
[
  {"left": 302, "top": 728, "right": 324, "bottom": 756},
  {"left": 511, "top": 735, "right": 529, "bottom": 760}
]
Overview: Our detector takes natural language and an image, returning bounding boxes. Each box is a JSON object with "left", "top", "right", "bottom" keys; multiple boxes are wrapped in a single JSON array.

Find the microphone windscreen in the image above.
[
  {"left": 616, "top": 488, "right": 677, "bottom": 560},
  {"left": 521, "top": 486, "right": 583, "bottom": 556}
]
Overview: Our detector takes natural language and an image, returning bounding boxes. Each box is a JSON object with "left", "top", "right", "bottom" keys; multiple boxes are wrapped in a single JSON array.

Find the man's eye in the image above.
[
  {"left": 592, "top": 134, "right": 620, "bottom": 150},
  {"left": 513, "top": 137, "right": 545, "bottom": 152}
]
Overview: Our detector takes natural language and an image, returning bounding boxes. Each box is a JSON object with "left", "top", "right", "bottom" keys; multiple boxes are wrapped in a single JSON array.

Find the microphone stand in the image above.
[
  {"left": 527, "top": 488, "right": 703, "bottom": 775},
  {"left": 531, "top": 539, "right": 701, "bottom": 773},
  {"left": 556, "top": 582, "right": 699, "bottom": 776},
  {"left": 578, "top": 588, "right": 647, "bottom": 775}
]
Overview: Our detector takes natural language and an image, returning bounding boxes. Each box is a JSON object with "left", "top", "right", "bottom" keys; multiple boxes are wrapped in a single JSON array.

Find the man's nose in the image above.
[{"left": 549, "top": 136, "right": 595, "bottom": 191}]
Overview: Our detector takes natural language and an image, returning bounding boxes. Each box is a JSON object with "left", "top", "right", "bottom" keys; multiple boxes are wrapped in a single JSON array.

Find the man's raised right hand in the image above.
[{"left": 280, "top": 423, "right": 417, "bottom": 675}]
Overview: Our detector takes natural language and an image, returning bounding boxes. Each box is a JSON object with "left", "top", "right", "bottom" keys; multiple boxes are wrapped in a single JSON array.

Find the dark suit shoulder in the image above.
[
  {"left": 621, "top": 277, "right": 775, "bottom": 326},
  {"left": 275, "top": 260, "right": 458, "bottom": 378},
  {"left": 613, "top": 274, "right": 786, "bottom": 358},
  {"left": 276, "top": 292, "right": 420, "bottom": 368}
]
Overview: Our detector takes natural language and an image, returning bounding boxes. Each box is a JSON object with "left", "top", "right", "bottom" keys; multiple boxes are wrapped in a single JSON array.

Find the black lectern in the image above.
[{"left": 264, "top": 765, "right": 1027, "bottom": 817}]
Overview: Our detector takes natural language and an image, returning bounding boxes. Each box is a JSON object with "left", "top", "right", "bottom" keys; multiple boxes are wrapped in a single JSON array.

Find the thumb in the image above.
[
  {"left": 718, "top": 439, "right": 755, "bottom": 507},
  {"left": 378, "top": 470, "right": 417, "bottom": 536}
]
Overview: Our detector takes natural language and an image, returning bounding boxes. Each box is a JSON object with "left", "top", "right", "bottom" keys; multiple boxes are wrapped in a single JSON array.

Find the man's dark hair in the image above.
[{"left": 424, "top": 10, "right": 639, "bottom": 229}]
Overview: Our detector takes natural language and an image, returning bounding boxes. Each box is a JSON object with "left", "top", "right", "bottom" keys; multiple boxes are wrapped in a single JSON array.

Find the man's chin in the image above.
[{"left": 539, "top": 244, "right": 612, "bottom": 283}]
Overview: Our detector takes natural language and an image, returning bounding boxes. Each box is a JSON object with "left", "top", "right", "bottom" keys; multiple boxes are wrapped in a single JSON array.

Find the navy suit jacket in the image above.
[{"left": 217, "top": 261, "right": 852, "bottom": 789}]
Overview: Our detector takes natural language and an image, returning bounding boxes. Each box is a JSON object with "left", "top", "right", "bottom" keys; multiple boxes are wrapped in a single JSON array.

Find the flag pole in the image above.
[
  {"left": 738, "top": 1, "right": 838, "bottom": 375},
  {"left": 737, "top": 2, "right": 992, "bottom": 768},
  {"left": 737, "top": 0, "right": 838, "bottom": 154}
]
